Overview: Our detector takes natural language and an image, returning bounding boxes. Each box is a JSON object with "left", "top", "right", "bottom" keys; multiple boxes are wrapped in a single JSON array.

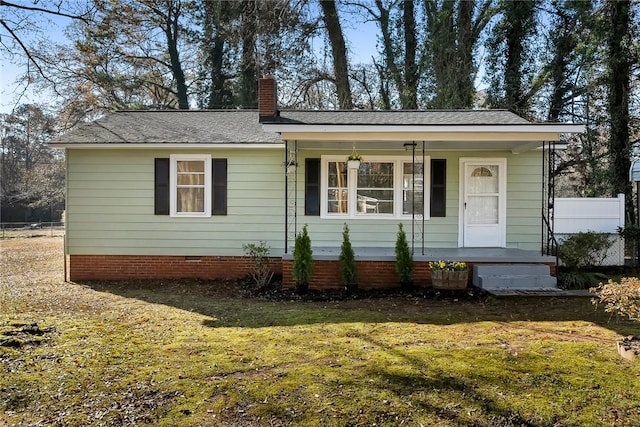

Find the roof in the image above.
[
  {"left": 273, "top": 109, "right": 531, "bottom": 125},
  {"left": 51, "top": 110, "right": 280, "bottom": 145},
  {"left": 50, "top": 108, "right": 582, "bottom": 148}
]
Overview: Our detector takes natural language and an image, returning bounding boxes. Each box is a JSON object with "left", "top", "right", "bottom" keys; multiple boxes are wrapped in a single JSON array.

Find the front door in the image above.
[{"left": 459, "top": 158, "right": 506, "bottom": 247}]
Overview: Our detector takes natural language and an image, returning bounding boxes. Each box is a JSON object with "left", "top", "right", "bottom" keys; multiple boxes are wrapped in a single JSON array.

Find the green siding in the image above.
[{"left": 65, "top": 148, "right": 543, "bottom": 256}]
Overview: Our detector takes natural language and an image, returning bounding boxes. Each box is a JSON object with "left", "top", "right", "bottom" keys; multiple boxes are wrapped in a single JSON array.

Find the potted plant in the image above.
[
  {"left": 395, "top": 223, "right": 414, "bottom": 291},
  {"left": 429, "top": 260, "right": 468, "bottom": 289},
  {"left": 347, "top": 153, "right": 363, "bottom": 169},
  {"left": 339, "top": 223, "right": 358, "bottom": 294},
  {"left": 292, "top": 224, "right": 313, "bottom": 294}
]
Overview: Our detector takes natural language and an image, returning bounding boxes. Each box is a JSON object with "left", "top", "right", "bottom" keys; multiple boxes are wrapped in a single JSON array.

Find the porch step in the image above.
[{"left": 473, "top": 264, "right": 557, "bottom": 291}]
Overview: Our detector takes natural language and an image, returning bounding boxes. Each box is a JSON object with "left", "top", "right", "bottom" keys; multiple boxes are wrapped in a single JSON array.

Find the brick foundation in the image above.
[
  {"left": 68, "top": 254, "right": 555, "bottom": 290},
  {"left": 68, "top": 254, "right": 282, "bottom": 282}
]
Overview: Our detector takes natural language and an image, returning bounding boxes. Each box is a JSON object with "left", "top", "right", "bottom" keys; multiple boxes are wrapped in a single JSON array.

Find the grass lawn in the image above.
[{"left": 2, "top": 237, "right": 640, "bottom": 426}]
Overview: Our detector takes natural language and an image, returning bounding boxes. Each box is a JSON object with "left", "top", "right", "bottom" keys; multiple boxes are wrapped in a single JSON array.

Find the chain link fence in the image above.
[
  {"left": 1, "top": 222, "right": 65, "bottom": 239},
  {"left": 555, "top": 232, "right": 626, "bottom": 267}
]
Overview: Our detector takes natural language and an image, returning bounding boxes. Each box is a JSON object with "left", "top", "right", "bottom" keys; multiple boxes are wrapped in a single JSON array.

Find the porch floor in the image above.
[{"left": 284, "top": 246, "right": 555, "bottom": 263}]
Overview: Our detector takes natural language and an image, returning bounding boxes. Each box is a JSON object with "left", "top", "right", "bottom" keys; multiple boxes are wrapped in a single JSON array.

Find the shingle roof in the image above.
[
  {"left": 51, "top": 109, "right": 534, "bottom": 145},
  {"left": 52, "top": 110, "right": 280, "bottom": 145},
  {"left": 274, "top": 109, "right": 530, "bottom": 125}
]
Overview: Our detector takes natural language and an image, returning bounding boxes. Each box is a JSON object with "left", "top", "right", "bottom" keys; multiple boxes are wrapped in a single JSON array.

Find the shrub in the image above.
[
  {"left": 591, "top": 277, "right": 640, "bottom": 322},
  {"left": 557, "top": 232, "right": 612, "bottom": 270},
  {"left": 242, "top": 241, "right": 274, "bottom": 288},
  {"left": 293, "top": 224, "right": 313, "bottom": 293},
  {"left": 395, "top": 223, "right": 414, "bottom": 287},
  {"left": 339, "top": 223, "right": 358, "bottom": 292},
  {"left": 558, "top": 270, "right": 599, "bottom": 290}
]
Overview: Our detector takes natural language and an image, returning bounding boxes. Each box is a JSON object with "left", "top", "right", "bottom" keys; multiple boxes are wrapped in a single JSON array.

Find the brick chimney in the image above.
[{"left": 258, "top": 76, "right": 278, "bottom": 122}]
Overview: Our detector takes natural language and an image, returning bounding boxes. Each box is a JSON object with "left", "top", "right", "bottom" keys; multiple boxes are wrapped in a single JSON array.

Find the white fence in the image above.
[{"left": 553, "top": 194, "right": 625, "bottom": 266}]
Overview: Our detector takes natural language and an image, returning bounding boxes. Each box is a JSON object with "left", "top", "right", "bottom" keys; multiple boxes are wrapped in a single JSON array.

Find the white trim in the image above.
[
  {"left": 458, "top": 157, "right": 507, "bottom": 247},
  {"left": 49, "top": 143, "right": 284, "bottom": 149},
  {"left": 320, "top": 155, "right": 430, "bottom": 220},
  {"left": 263, "top": 123, "right": 585, "bottom": 134},
  {"left": 170, "top": 154, "right": 212, "bottom": 218}
]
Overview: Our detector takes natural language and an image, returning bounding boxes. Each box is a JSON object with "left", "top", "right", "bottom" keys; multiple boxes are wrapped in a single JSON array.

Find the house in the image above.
[{"left": 50, "top": 77, "right": 584, "bottom": 290}]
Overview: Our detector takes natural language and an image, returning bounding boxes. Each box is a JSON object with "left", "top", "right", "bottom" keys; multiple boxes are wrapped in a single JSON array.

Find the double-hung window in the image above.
[
  {"left": 170, "top": 154, "right": 211, "bottom": 217},
  {"left": 321, "top": 156, "right": 429, "bottom": 219}
]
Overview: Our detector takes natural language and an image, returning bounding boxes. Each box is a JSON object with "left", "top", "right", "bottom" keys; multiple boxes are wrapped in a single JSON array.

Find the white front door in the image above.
[{"left": 459, "top": 158, "right": 506, "bottom": 247}]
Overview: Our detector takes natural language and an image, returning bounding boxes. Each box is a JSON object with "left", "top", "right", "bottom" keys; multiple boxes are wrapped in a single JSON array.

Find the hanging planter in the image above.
[
  {"left": 347, "top": 146, "right": 363, "bottom": 169},
  {"left": 347, "top": 159, "right": 361, "bottom": 170}
]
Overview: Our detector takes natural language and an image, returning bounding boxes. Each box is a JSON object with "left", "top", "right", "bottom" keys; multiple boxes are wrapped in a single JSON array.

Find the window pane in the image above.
[
  {"left": 177, "top": 173, "right": 205, "bottom": 185},
  {"left": 328, "top": 189, "right": 348, "bottom": 213},
  {"left": 357, "top": 190, "right": 394, "bottom": 214},
  {"left": 358, "top": 162, "right": 394, "bottom": 187},
  {"left": 403, "top": 162, "right": 424, "bottom": 215},
  {"left": 177, "top": 161, "right": 205, "bottom": 172},
  {"left": 177, "top": 188, "right": 205, "bottom": 213},
  {"left": 467, "top": 195, "right": 498, "bottom": 224},
  {"left": 355, "top": 162, "right": 394, "bottom": 215},
  {"left": 328, "top": 162, "right": 347, "bottom": 187},
  {"left": 327, "top": 161, "right": 348, "bottom": 214}
]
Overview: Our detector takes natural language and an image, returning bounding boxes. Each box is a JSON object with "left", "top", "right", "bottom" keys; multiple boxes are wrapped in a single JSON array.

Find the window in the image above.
[
  {"left": 321, "top": 156, "right": 429, "bottom": 219},
  {"left": 170, "top": 154, "right": 211, "bottom": 217}
]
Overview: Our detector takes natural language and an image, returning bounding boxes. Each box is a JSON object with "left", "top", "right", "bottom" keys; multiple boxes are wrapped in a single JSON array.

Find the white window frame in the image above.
[
  {"left": 320, "top": 155, "right": 430, "bottom": 220},
  {"left": 170, "top": 154, "right": 212, "bottom": 217}
]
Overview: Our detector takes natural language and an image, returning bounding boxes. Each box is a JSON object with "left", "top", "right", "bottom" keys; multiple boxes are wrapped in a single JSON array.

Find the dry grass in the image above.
[{"left": 2, "top": 237, "right": 640, "bottom": 426}]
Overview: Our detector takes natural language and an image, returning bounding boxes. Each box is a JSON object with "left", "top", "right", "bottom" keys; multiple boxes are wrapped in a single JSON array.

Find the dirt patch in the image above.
[
  {"left": 0, "top": 321, "right": 55, "bottom": 348},
  {"left": 246, "top": 281, "right": 488, "bottom": 303}
]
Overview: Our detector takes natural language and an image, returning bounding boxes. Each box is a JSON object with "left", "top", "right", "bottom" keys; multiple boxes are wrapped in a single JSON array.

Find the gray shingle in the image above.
[
  {"left": 53, "top": 110, "right": 280, "bottom": 144},
  {"left": 274, "top": 110, "right": 530, "bottom": 125},
  {"left": 51, "top": 109, "right": 533, "bottom": 145}
]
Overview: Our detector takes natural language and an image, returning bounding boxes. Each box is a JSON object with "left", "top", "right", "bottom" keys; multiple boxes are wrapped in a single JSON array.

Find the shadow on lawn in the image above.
[{"left": 78, "top": 279, "right": 638, "bottom": 336}]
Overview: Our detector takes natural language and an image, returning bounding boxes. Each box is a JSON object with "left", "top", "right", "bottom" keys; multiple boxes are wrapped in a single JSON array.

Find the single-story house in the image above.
[{"left": 50, "top": 77, "right": 584, "bottom": 290}]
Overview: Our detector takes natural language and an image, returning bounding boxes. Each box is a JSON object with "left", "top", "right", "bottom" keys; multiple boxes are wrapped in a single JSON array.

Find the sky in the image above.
[{"left": 0, "top": 7, "right": 380, "bottom": 114}]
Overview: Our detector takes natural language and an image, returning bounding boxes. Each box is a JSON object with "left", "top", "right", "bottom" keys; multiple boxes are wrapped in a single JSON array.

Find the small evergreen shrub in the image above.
[
  {"left": 395, "top": 223, "right": 414, "bottom": 288},
  {"left": 293, "top": 224, "right": 313, "bottom": 293},
  {"left": 339, "top": 223, "right": 358, "bottom": 292}
]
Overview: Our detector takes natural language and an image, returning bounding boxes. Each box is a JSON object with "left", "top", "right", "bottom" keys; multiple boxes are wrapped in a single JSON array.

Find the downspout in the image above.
[
  {"left": 284, "top": 140, "right": 289, "bottom": 254},
  {"left": 64, "top": 149, "right": 69, "bottom": 282},
  {"left": 422, "top": 141, "right": 425, "bottom": 256}
]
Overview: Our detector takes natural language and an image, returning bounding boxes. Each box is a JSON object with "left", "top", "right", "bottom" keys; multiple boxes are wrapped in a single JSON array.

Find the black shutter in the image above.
[
  {"left": 305, "top": 158, "right": 320, "bottom": 216},
  {"left": 430, "top": 159, "right": 446, "bottom": 217},
  {"left": 154, "top": 158, "right": 170, "bottom": 215},
  {"left": 212, "top": 158, "right": 227, "bottom": 215}
]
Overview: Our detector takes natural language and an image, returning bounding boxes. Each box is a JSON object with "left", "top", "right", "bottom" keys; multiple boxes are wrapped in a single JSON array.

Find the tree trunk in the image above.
[
  {"left": 239, "top": 0, "right": 257, "bottom": 108},
  {"left": 402, "top": 0, "right": 417, "bottom": 109},
  {"left": 606, "top": 0, "right": 633, "bottom": 223},
  {"left": 164, "top": 1, "right": 189, "bottom": 109},
  {"left": 320, "top": 0, "right": 353, "bottom": 109}
]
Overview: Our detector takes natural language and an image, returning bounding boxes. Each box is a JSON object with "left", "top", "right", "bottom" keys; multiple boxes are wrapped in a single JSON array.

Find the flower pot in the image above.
[
  {"left": 431, "top": 270, "right": 468, "bottom": 290},
  {"left": 348, "top": 160, "right": 361, "bottom": 170},
  {"left": 617, "top": 336, "right": 640, "bottom": 361},
  {"left": 447, "top": 271, "right": 469, "bottom": 289}
]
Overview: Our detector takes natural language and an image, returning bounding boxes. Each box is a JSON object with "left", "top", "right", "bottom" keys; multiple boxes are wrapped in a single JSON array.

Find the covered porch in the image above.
[{"left": 281, "top": 246, "right": 556, "bottom": 290}]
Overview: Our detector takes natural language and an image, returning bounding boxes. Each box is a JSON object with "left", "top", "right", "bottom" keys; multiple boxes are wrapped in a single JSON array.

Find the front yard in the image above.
[{"left": 1, "top": 237, "right": 639, "bottom": 426}]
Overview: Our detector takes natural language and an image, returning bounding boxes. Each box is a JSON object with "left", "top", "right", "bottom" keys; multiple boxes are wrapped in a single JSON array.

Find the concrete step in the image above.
[{"left": 473, "top": 264, "right": 557, "bottom": 290}]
